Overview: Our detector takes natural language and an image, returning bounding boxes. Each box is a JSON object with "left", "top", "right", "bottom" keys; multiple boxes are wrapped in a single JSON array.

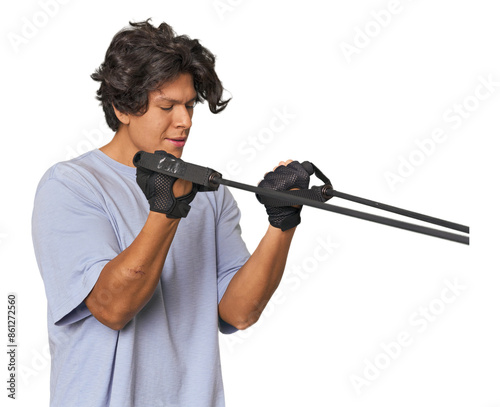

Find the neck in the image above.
[{"left": 100, "top": 127, "right": 136, "bottom": 167}]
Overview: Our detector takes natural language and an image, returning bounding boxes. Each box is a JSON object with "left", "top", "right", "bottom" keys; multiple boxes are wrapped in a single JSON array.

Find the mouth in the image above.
[{"left": 165, "top": 137, "right": 187, "bottom": 148}]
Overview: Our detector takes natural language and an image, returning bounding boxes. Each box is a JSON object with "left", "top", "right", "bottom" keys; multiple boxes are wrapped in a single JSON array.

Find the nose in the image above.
[{"left": 173, "top": 105, "right": 193, "bottom": 130}]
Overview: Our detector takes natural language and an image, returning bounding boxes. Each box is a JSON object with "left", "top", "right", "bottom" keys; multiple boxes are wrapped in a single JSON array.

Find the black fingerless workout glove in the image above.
[
  {"left": 256, "top": 161, "right": 311, "bottom": 231},
  {"left": 136, "top": 151, "right": 198, "bottom": 219}
]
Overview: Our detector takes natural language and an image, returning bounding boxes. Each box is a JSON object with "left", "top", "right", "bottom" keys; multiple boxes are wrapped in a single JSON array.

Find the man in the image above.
[{"left": 32, "top": 19, "right": 311, "bottom": 406}]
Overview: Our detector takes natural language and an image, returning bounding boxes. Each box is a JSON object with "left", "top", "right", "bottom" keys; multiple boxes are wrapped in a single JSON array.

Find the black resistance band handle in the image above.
[{"left": 133, "top": 150, "right": 221, "bottom": 191}]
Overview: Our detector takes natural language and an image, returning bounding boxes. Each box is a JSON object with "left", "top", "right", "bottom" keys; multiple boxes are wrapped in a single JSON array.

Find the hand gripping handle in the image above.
[
  {"left": 255, "top": 161, "right": 334, "bottom": 208},
  {"left": 133, "top": 150, "right": 222, "bottom": 191}
]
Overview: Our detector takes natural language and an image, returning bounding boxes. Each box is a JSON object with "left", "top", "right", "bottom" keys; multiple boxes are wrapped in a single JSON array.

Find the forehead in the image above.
[{"left": 151, "top": 73, "right": 197, "bottom": 103}]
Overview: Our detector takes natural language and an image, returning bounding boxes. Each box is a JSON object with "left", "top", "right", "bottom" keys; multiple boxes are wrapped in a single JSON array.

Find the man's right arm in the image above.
[
  {"left": 84, "top": 170, "right": 193, "bottom": 331},
  {"left": 84, "top": 212, "right": 179, "bottom": 330}
]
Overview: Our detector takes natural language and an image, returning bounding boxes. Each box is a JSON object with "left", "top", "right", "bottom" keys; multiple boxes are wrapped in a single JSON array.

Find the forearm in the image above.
[
  {"left": 219, "top": 225, "right": 296, "bottom": 330},
  {"left": 85, "top": 212, "right": 180, "bottom": 330}
]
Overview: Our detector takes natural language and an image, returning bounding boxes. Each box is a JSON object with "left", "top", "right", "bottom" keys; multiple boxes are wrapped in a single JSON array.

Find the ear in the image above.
[{"left": 112, "top": 104, "right": 130, "bottom": 126}]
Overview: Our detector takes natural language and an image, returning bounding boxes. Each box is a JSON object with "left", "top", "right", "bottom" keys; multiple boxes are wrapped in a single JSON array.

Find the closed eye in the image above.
[{"left": 160, "top": 103, "right": 196, "bottom": 111}]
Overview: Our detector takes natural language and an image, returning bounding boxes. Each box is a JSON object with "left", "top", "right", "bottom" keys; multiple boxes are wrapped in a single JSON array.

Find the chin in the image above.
[{"left": 166, "top": 148, "right": 183, "bottom": 159}]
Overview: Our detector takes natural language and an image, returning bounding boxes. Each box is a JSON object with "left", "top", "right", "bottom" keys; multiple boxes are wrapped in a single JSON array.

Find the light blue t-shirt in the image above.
[{"left": 31, "top": 149, "right": 251, "bottom": 407}]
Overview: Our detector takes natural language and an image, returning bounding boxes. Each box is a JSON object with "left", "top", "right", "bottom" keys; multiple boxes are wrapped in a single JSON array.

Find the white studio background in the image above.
[{"left": 1, "top": 0, "right": 499, "bottom": 406}]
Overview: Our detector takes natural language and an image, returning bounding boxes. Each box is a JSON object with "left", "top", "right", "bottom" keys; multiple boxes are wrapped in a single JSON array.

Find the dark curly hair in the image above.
[{"left": 91, "top": 19, "right": 230, "bottom": 131}]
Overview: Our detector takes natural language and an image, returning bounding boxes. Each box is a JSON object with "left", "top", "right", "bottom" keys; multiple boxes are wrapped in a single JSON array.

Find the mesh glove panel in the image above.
[
  {"left": 136, "top": 151, "right": 197, "bottom": 219},
  {"left": 256, "top": 161, "right": 311, "bottom": 231}
]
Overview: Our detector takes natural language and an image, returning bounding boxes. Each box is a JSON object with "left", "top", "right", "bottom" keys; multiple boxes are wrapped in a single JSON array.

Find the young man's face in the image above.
[{"left": 120, "top": 73, "right": 197, "bottom": 159}]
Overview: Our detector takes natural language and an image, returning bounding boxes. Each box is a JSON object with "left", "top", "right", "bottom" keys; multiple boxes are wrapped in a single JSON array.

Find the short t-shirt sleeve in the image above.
[
  {"left": 32, "top": 169, "right": 121, "bottom": 326},
  {"left": 215, "top": 187, "right": 251, "bottom": 334}
]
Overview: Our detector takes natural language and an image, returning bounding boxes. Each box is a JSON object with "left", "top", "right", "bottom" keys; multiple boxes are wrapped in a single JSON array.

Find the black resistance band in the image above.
[{"left": 133, "top": 151, "right": 470, "bottom": 245}]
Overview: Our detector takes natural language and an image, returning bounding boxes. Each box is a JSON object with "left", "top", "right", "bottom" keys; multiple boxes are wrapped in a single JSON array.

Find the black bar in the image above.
[
  {"left": 327, "top": 189, "right": 469, "bottom": 234},
  {"left": 213, "top": 177, "right": 469, "bottom": 245}
]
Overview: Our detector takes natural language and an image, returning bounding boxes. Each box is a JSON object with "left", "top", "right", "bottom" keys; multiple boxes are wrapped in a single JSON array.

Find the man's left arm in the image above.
[
  {"left": 218, "top": 224, "right": 295, "bottom": 330},
  {"left": 219, "top": 159, "right": 309, "bottom": 330}
]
